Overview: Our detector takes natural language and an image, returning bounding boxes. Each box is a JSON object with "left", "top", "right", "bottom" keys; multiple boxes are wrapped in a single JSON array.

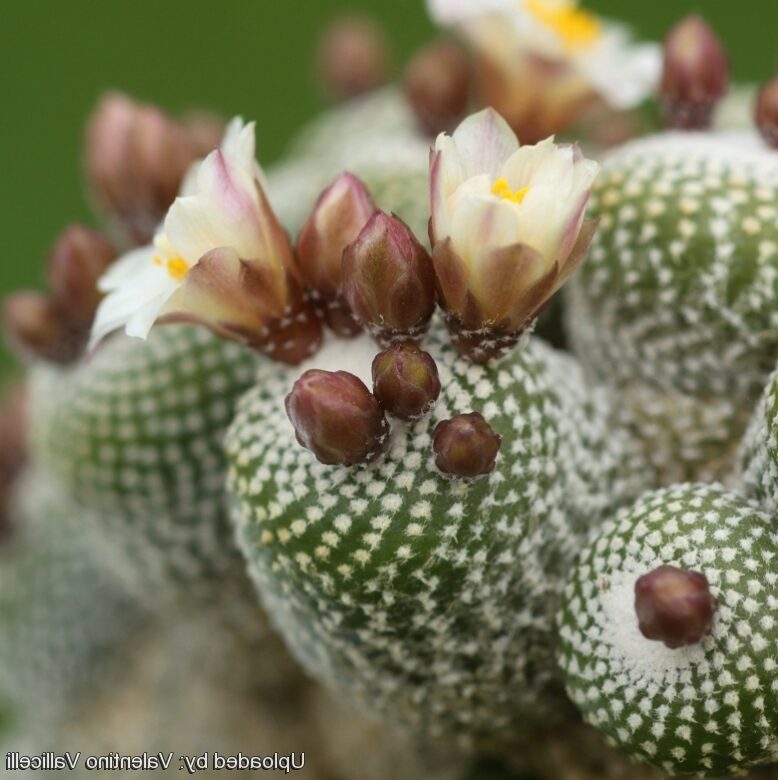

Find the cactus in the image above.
[
  {"left": 740, "top": 367, "right": 778, "bottom": 513},
  {"left": 558, "top": 483, "right": 778, "bottom": 776},
  {"left": 226, "top": 324, "right": 649, "bottom": 746},
  {"left": 566, "top": 131, "right": 778, "bottom": 483}
]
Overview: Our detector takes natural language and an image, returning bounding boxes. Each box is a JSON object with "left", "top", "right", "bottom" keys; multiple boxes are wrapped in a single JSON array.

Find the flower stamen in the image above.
[
  {"left": 153, "top": 255, "right": 190, "bottom": 283},
  {"left": 492, "top": 178, "right": 530, "bottom": 204},
  {"left": 524, "top": 0, "right": 601, "bottom": 52}
]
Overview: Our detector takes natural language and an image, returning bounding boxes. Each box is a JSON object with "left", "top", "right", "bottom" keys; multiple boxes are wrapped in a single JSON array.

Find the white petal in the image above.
[
  {"left": 97, "top": 245, "right": 158, "bottom": 292},
  {"left": 450, "top": 193, "right": 520, "bottom": 269},
  {"left": 451, "top": 109, "right": 519, "bottom": 180},
  {"left": 427, "top": 0, "right": 513, "bottom": 24}
]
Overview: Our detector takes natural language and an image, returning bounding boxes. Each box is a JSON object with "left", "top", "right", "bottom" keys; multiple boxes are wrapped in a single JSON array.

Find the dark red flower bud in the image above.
[
  {"left": 342, "top": 212, "right": 436, "bottom": 345},
  {"left": 285, "top": 369, "right": 389, "bottom": 466},
  {"left": 296, "top": 173, "right": 377, "bottom": 337},
  {"left": 0, "top": 384, "right": 27, "bottom": 543},
  {"left": 660, "top": 15, "right": 729, "bottom": 130},
  {"left": 635, "top": 565, "right": 718, "bottom": 649},
  {"left": 432, "top": 412, "right": 501, "bottom": 478},
  {"left": 84, "top": 92, "right": 203, "bottom": 244},
  {"left": 316, "top": 15, "right": 391, "bottom": 102},
  {"left": 2, "top": 292, "right": 82, "bottom": 365},
  {"left": 755, "top": 75, "right": 778, "bottom": 149},
  {"left": 47, "top": 225, "right": 116, "bottom": 327},
  {"left": 404, "top": 40, "right": 471, "bottom": 137},
  {"left": 372, "top": 344, "right": 441, "bottom": 421}
]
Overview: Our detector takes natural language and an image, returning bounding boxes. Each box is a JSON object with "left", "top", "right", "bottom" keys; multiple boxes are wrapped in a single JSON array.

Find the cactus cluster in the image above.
[{"left": 3, "top": 3, "right": 778, "bottom": 779}]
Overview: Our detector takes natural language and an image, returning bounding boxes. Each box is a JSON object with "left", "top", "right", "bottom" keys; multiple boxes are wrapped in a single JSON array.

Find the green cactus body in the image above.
[
  {"left": 29, "top": 325, "right": 259, "bottom": 599},
  {"left": 226, "top": 326, "right": 649, "bottom": 746},
  {"left": 268, "top": 89, "right": 430, "bottom": 239},
  {"left": 567, "top": 132, "right": 778, "bottom": 483},
  {"left": 558, "top": 484, "right": 778, "bottom": 776},
  {"left": 740, "top": 368, "right": 778, "bottom": 513},
  {"left": 0, "top": 470, "right": 145, "bottom": 723}
]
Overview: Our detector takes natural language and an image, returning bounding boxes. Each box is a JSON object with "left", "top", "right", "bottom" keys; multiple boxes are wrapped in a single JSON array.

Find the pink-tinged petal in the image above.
[
  {"left": 554, "top": 189, "right": 591, "bottom": 264},
  {"left": 504, "top": 259, "right": 561, "bottom": 333},
  {"left": 431, "top": 238, "right": 472, "bottom": 319},
  {"left": 429, "top": 149, "right": 451, "bottom": 244},
  {"left": 557, "top": 218, "right": 598, "bottom": 282},
  {"left": 450, "top": 108, "right": 519, "bottom": 179}
]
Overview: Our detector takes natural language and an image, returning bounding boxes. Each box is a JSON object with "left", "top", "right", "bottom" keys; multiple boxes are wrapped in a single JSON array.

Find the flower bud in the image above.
[
  {"left": 372, "top": 344, "right": 441, "bottom": 421},
  {"left": 342, "top": 212, "right": 436, "bottom": 345},
  {"left": 0, "top": 384, "right": 27, "bottom": 543},
  {"left": 84, "top": 92, "right": 202, "bottom": 244},
  {"left": 296, "top": 173, "right": 377, "bottom": 337},
  {"left": 316, "top": 15, "right": 391, "bottom": 102},
  {"left": 404, "top": 40, "right": 471, "bottom": 137},
  {"left": 432, "top": 412, "right": 501, "bottom": 479},
  {"left": 47, "top": 226, "right": 116, "bottom": 326},
  {"left": 635, "top": 565, "right": 717, "bottom": 649},
  {"left": 660, "top": 15, "right": 729, "bottom": 130},
  {"left": 180, "top": 111, "right": 226, "bottom": 156},
  {"left": 755, "top": 75, "right": 778, "bottom": 149},
  {"left": 285, "top": 370, "right": 389, "bottom": 466},
  {"left": 2, "top": 292, "right": 82, "bottom": 365}
]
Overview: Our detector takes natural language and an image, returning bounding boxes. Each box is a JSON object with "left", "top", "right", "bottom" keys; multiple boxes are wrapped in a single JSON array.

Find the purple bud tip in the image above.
[
  {"left": 296, "top": 172, "right": 377, "bottom": 307},
  {"left": 432, "top": 412, "right": 501, "bottom": 479},
  {"left": 316, "top": 15, "right": 391, "bottom": 102},
  {"left": 285, "top": 369, "right": 389, "bottom": 466},
  {"left": 404, "top": 39, "right": 471, "bottom": 137},
  {"left": 342, "top": 212, "right": 437, "bottom": 345},
  {"left": 372, "top": 343, "right": 441, "bottom": 421},
  {"left": 47, "top": 225, "right": 116, "bottom": 325},
  {"left": 660, "top": 15, "right": 729, "bottom": 130},
  {"left": 635, "top": 565, "right": 718, "bottom": 649},
  {"left": 756, "top": 75, "right": 778, "bottom": 149},
  {"left": 2, "top": 291, "right": 82, "bottom": 365}
]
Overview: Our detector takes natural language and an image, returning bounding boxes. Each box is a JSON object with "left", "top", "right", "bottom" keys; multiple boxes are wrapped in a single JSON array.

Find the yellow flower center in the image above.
[
  {"left": 492, "top": 178, "right": 531, "bottom": 204},
  {"left": 153, "top": 255, "right": 191, "bottom": 283},
  {"left": 524, "top": 0, "right": 602, "bottom": 52}
]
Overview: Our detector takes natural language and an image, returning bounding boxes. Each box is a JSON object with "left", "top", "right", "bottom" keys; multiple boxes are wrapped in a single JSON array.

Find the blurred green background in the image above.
[{"left": 0, "top": 0, "right": 775, "bottom": 375}]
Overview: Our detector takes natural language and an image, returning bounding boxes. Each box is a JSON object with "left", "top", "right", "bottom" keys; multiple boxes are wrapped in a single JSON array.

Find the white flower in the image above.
[
  {"left": 90, "top": 118, "right": 318, "bottom": 361},
  {"left": 429, "top": 108, "right": 599, "bottom": 350},
  {"left": 428, "top": 0, "right": 660, "bottom": 110}
]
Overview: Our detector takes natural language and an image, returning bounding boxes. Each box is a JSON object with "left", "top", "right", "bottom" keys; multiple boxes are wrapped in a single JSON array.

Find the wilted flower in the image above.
[
  {"left": 342, "top": 212, "right": 436, "bottom": 345},
  {"left": 316, "top": 15, "right": 391, "bottom": 102},
  {"left": 404, "top": 39, "right": 472, "bottom": 137},
  {"left": 296, "top": 173, "right": 377, "bottom": 336},
  {"left": 90, "top": 119, "right": 322, "bottom": 365},
  {"left": 432, "top": 411, "right": 501, "bottom": 478},
  {"left": 372, "top": 344, "right": 441, "bottom": 421},
  {"left": 660, "top": 15, "right": 729, "bottom": 130},
  {"left": 635, "top": 565, "right": 717, "bottom": 649},
  {"left": 285, "top": 369, "right": 390, "bottom": 466},
  {"left": 85, "top": 92, "right": 218, "bottom": 245},
  {"left": 430, "top": 108, "right": 599, "bottom": 362},
  {"left": 755, "top": 75, "right": 778, "bottom": 149},
  {"left": 428, "top": 0, "right": 660, "bottom": 142}
]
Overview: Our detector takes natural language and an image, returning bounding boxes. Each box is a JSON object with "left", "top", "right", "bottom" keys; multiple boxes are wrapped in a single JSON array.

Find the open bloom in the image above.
[
  {"left": 430, "top": 108, "right": 599, "bottom": 361},
  {"left": 90, "top": 119, "right": 321, "bottom": 364},
  {"left": 428, "top": 0, "right": 660, "bottom": 141}
]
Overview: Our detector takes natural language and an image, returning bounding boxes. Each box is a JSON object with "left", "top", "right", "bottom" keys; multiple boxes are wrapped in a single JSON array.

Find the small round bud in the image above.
[
  {"left": 2, "top": 292, "right": 81, "bottom": 365},
  {"left": 285, "top": 369, "right": 389, "bottom": 466},
  {"left": 404, "top": 40, "right": 471, "bottom": 137},
  {"left": 296, "top": 173, "right": 377, "bottom": 337},
  {"left": 660, "top": 15, "right": 729, "bottom": 130},
  {"left": 342, "top": 212, "right": 436, "bottom": 345},
  {"left": 47, "top": 225, "right": 116, "bottom": 326},
  {"left": 755, "top": 75, "right": 778, "bottom": 149},
  {"left": 372, "top": 344, "right": 441, "bottom": 421},
  {"left": 317, "top": 15, "right": 391, "bottom": 102},
  {"left": 635, "top": 564, "right": 717, "bottom": 649},
  {"left": 432, "top": 412, "right": 501, "bottom": 479}
]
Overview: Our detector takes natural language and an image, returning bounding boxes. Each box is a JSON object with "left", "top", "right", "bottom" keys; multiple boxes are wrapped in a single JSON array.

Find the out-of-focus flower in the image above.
[
  {"left": 404, "top": 39, "right": 472, "bottom": 137},
  {"left": 430, "top": 109, "right": 599, "bottom": 362},
  {"left": 316, "top": 15, "right": 391, "bottom": 102},
  {"left": 285, "top": 369, "right": 389, "bottom": 466},
  {"left": 85, "top": 92, "right": 222, "bottom": 245},
  {"left": 296, "top": 173, "right": 377, "bottom": 336},
  {"left": 432, "top": 411, "right": 501, "bottom": 478},
  {"left": 342, "top": 212, "right": 436, "bottom": 345},
  {"left": 755, "top": 75, "right": 778, "bottom": 149},
  {"left": 428, "top": 0, "right": 660, "bottom": 142},
  {"left": 660, "top": 15, "right": 729, "bottom": 130},
  {"left": 90, "top": 119, "right": 322, "bottom": 365}
]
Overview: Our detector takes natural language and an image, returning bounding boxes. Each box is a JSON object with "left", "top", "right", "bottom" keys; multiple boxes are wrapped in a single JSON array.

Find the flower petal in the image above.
[{"left": 450, "top": 108, "right": 519, "bottom": 180}]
